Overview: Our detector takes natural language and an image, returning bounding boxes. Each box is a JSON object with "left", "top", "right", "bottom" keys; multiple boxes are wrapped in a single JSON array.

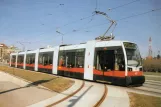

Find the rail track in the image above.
[
  {"left": 46, "top": 81, "right": 108, "bottom": 107},
  {"left": 94, "top": 84, "right": 107, "bottom": 107},
  {"left": 46, "top": 81, "right": 85, "bottom": 107}
]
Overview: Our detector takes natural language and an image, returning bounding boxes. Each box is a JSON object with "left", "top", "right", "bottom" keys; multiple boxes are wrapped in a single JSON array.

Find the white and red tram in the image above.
[{"left": 10, "top": 40, "right": 145, "bottom": 86}]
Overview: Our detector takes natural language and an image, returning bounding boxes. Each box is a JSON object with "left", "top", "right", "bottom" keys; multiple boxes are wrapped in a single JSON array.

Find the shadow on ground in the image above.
[
  {"left": 67, "top": 85, "right": 93, "bottom": 107},
  {"left": 0, "top": 77, "right": 59, "bottom": 94}
]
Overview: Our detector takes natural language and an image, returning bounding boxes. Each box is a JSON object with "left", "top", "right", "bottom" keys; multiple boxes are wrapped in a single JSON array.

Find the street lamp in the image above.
[
  {"left": 56, "top": 31, "right": 64, "bottom": 45},
  {"left": 17, "top": 41, "right": 31, "bottom": 51},
  {"left": 17, "top": 41, "right": 25, "bottom": 51}
]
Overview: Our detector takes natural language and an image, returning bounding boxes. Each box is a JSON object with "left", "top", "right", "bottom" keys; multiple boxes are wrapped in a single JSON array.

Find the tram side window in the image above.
[
  {"left": 18, "top": 55, "right": 24, "bottom": 63},
  {"left": 26, "top": 55, "right": 31, "bottom": 64},
  {"left": 12, "top": 56, "right": 16, "bottom": 63},
  {"left": 66, "top": 52, "right": 75, "bottom": 67},
  {"left": 31, "top": 56, "right": 35, "bottom": 64},
  {"left": 75, "top": 50, "right": 85, "bottom": 68},
  {"left": 48, "top": 53, "right": 53, "bottom": 64},
  {"left": 115, "top": 48, "right": 125, "bottom": 71},
  {"left": 38, "top": 54, "right": 43, "bottom": 64},
  {"left": 26, "top": 54, "right": 35, "bottom": 64},
  {"left": 44, "top": 55, "right": 48, "bottom": 65},
  {"left": 58, "top": 51, "right": 66, "bottom": 67},
  {"left": 38, "top": 52, "right": 53, "bottom": 65},
  {"left": 26, "top": 56, "right": 29, "bottom": 64},
  {"left": 58, "top": 49, "right": 85, "bottom": 68}
]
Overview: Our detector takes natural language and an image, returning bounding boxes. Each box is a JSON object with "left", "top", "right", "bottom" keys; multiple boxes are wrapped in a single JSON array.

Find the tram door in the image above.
[{"left": 95, "top": 49, "right": 115, "bottom": 82}]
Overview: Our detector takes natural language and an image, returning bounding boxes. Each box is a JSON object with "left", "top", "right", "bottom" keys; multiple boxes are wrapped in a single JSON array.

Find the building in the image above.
[
  {"left": 0, "top": 43, "right": 8, "bottom": 62},
  {"left": 0, "top": 43, "right": 19, "bottom": 63}
]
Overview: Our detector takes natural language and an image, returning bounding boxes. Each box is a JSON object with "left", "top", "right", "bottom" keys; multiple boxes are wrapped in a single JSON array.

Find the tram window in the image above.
[
  {"left": 48, "top": 53, "right": 53, "bottom": 64},
  {"left": 44, "top": 55, "right": 48, "bottom": 65},
  {"left": 38, "top": 55, "right": 43, "bottom": 64},
  {"left": 115, "top": 48, "right": 125, "bottom": 71},
  {"left": 76, "top": 49, "right": 85, "bottom": 68},
  {"left": 48, "top": 52, "right": 53, "bottom": 65},
  {"left": 39, "top": 52, "right": 53, "bottom": 65},
  {"left": 66, "top": 52, "right": 75, "bottom": 67},
  {"left": 76, "top": 56, "right": 84, "bottom": 67},
  {"left": 58, "top": 49, "right": 85, "bottom": 68},
  {"left": 48, "top": 56, "right": 52, "bottom": 64},
  {"left": 18, "top": 55, "right": 24, "bottom": 63},
  {"left": 12, "top": 56, "right": 16, "bottom": 63},
  {"left": 26, "top": 55, "right": 30, "bottom": 64},
  {"left": 26, "top": 54, "right": 35, "bottom": 64},
  {"left": 58, "top": 51, "right": 66, "bottom": 67},
  {"left": 26, "top": 57, "right": 29, "bottom": 64},
  {"left": 28, "top": 57, "right": 32, "bottom": 64},
  {"left": 31, "top": 56, "right": 35, "bottom": 64},
  {"left": 94, "top": 46, "right": 125, "bottom": 71}
]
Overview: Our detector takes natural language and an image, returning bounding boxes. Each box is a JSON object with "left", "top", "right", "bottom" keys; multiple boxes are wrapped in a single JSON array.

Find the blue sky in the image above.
[{"left": 0, "top": 0, "right": 161, "bottom": 58}]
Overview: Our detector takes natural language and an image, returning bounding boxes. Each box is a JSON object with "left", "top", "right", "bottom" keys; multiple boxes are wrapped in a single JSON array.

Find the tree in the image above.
[{"left": 3, "top": 54, "right": 10, "bottom": 62}]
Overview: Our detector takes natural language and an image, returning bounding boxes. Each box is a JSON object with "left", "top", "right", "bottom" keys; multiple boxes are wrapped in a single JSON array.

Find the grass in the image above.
[
  {"left": 128, "top": 92, "right": 161, "bottom": 107},
  {"left": 0, "top": 66, "right": 74, "bottom": 93},
  {"left": 145, "top": 76, "right": 161, "bottom": 82},
  {"left": 144, "top": 72, "right": 161, "bottom": 76}
]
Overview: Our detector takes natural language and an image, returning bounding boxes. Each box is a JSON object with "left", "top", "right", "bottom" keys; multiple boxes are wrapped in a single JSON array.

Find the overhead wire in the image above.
[
  {"left": 80, "top": 0, "right": 98, "bottom": 26},
  {"left": 95, "top": 0, "right": 98, "bottom": 11},
  {"left": 84, "top": 0, "right": 98, "bottom": 25},
  {"left": 57, "top": 14, "right": 95, "bottom": 29},
  {"left": 56, "top": 0, "right": 99, "bottom": 29},
  {"left": 57, "top": 0, "right": 141, "bottom": 29},
  {"left": 31, "top": 7, "right": 161, "bottom": 44},
  {"left": 31, "top": 7, "right": 95, "bottom": 44},
  {"left": 27, "top": 3, "right": 161, "bottom": 44},
  {"left": 87, "top": 13, "right": 96, "bottom": 23},
  {"left": 116, "top": 7, "right": 161, "bottom": 21},
  {"left": 55, "top": 0, "right": 99, "bottom": 37},
  {"left": 92, "top": 8, "right": 161, "bottom": 29},
  {"left": 62, "top": 0, "right": 98, "bottom": 34},
  {"left": 55, "top": 14, "right": 95, "bottom": 35},
  {"left": 108, "top": 0, "right": 141, "bottom": 11},
  {"left": 61, "top": 0, "right": 141, "bottom": 33},
  {"left": 37, "top": 0, "right": 141, "bottom": 32},
  {"left": 87, "top": 0, "right": 99, "bottom": 24},
  {"left": 68, "top": 7, "right": 161, "bottom": 33}
]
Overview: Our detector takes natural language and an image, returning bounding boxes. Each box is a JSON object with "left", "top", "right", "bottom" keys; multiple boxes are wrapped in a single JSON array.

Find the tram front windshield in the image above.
[{"left": 124, "top": 42, "right": 142, "bottom": 67}]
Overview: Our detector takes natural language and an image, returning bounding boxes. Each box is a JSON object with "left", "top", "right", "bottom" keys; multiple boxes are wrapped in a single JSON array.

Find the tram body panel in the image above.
[
  {"left": 53, "top": 46, "right": 59, "bottom": 74},
  {"left": 84, "top": 40, "right": 96, "bottom": 80}
]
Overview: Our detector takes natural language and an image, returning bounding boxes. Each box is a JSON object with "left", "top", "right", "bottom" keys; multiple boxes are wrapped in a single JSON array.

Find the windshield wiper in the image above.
[{"left": 136, "top": 61, "right": 140, "bottom": 67}]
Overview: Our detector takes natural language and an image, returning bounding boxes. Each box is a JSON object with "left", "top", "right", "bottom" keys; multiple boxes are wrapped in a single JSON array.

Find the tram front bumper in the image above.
[{"left": 126, "top": 76, "right": 145, "bottom": 85}]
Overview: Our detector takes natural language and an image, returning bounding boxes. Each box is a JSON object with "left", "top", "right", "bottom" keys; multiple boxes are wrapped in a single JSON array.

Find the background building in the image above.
[
  {"left": 0, "top": 43, "right": 19, "bottom": 63},
  {"left": 0, "top": 43, "right": 8, "bottom": 62}
]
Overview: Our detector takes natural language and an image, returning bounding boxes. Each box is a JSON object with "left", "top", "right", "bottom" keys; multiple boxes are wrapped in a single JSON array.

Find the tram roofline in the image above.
[{"left": 10, "top": 40, "right": 134, "bottom": 55}]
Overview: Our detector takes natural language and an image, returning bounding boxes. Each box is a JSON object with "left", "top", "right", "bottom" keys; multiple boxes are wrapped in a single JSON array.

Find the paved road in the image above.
[{"left": 0, "top": 81, "right": 57, "bottom": 107}]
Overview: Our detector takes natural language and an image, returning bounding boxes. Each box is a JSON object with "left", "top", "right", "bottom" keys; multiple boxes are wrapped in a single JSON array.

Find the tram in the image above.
[{"left": 10, "top": 39, "right": 145, "bottom": 86}]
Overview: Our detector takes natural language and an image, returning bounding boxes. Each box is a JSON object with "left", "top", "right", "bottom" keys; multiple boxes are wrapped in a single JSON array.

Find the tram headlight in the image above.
[
  {"left": 128, "top": 67, "right": 132, "bottom": 71},
  {"left": 139, "top": 67, "right": 143, "bottom": 71}
]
